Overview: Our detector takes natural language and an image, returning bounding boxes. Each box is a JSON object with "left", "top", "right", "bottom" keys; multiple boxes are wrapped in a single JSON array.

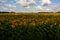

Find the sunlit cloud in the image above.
[
  {"left": 41, "top": 0, "right": 51, "bottom": 6},
  {"left": 35, "top": 6, "right": 42, "bottom": 10}
]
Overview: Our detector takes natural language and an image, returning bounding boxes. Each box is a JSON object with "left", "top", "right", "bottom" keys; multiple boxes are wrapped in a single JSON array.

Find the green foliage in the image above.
[
  {"left": 0, "top": 21, "right": 60, "bottom": 40},
  {"left": 0, "top": 13, "right": 60, "bottom": 40}
]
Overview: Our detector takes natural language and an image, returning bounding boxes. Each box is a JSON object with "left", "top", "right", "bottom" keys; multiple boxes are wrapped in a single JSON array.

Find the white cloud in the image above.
[
  {"left": 15, "top": 0, "right": 36, "bottom": 7},
  {"left": 0, "top": 7, "right": 8, "bottom": 12},
  {"left": 15, "top": 0, "right": 27, "bottom": 7},
  {"left": 51, "top": 5, "right": 60, "bottom": 12},
  {"left": 19, "top": 0, "right": 27, "bottom": 7},
  {"left": 0, "top": 4, "right": 16, "bottom": 12},
  {"left": 34, "top": 5, "right": 55, "bottom": 12},
  {"left": 35, "top": 6, "right": 42, "bottom": 10},
  {"left": 28, "top": 0, "right": 35, "bottom": 4},
  {"left": 5, "top": 4, "right": 16, "bottom": 11},
  {"left": 4, "top": 4, "right": 16, "bottom": 8},
  {"left": 41, "top": 0, "right": 52, "bottom": 5}
]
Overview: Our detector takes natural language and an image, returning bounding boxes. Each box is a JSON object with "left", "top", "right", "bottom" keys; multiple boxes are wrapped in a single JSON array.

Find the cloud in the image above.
[
  {"left": 0, "top": 0, "right": 59, "bottom": 12},
  {"left": 5, "top": 4, "right": 16, "bottom": 11},
  {"left": 25, "top": 6, "right": 30, "bottom": 9},
  {"left": 41, "top": 0, "right": 52, "bottom": 5},
  {"left": 4, "top": 4, "right": 16, "bottom": 8},
  {"left": 0, "top": 7, "right": 8, "bottom": 12},
  {"left": 15, "top": 0, "right": 27, "bottom": 7},
  {"left": 28, "top": 0, "right": 35, "bottom": 4},
  {"left": 35, "top": 6, "right": 42, "bottom": 10},
  {"left": 34, "top": 5, "right": 55, "bottom": 12},
  {"left": 51, "top": 5, "right": 60, "bottom": 12},
  {"left": 0, "top": 0, "right": 4, "bottom": 2},
  {"left": 0, "top": 4, "right": 16, "bottom": 12},
  {"left": 15, "top": 0, "right": 36, "bottom": 7}
]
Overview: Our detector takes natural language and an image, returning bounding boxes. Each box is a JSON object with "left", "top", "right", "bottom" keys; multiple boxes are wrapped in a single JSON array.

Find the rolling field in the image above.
[{"left": 0, "top": 12, "right": 60, "bottom": 40}]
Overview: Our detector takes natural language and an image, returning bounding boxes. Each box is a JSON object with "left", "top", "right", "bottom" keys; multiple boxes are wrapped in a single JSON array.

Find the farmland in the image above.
[{"left": 0, "top": 12, "right": 60, "bottom": 40}]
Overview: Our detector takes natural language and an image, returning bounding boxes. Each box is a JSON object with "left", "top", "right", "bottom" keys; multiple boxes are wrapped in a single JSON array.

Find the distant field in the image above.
[
  {"left": 0, "top": 12, "right": 60, "bottom": 15},
  {"left": 0, "top": 12, "right": 60, "bottom": 40}
]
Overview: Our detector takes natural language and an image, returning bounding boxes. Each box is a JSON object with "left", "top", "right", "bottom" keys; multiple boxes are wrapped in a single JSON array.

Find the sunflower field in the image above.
[{"left": 0, "top": 12, "right": 60, "bottom": 40}]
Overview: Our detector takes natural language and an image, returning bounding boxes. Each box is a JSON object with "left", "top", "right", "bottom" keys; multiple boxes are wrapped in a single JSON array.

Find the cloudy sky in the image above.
[{"left": 0, "top": 0, "right": 60, "bottom": 12}]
